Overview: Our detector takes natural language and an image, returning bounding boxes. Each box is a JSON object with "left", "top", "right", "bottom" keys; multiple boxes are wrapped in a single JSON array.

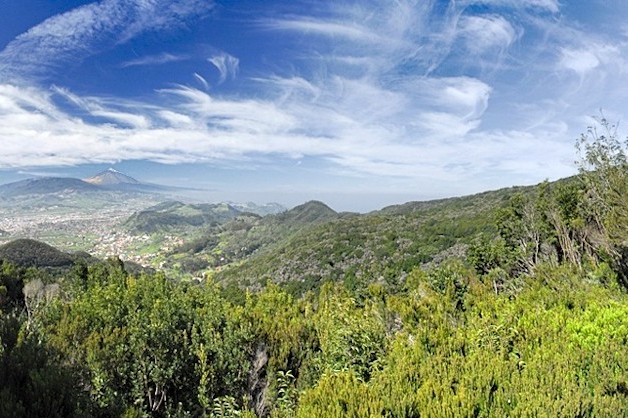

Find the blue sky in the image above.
[{"left": 0, "top": 0, "right": 627, "bottom": 211}]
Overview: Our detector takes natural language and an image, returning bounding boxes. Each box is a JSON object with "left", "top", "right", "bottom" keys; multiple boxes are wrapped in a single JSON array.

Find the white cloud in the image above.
[
  {"left": 263, "top": 18, "right": 386, "bottom": 45},
  {"left": 560, "top": 48, "right": 600, "bottom": 75},
  {"left": 0, "top": 0, "right": 214, "bottom": 81},
  {"left": 458, "top": 15, "right": 519, "bottom": 53},
  {"left": 0, "top": 79, "right": 568, "bottom": 192},
  {"left": 157, "top": 110, "right": 193, "bottom": 127},
  {"left": 91, "top": 110, "right": 151, "bottom": 129},
  {"left": 120, "top": 53, "right": 188, "bottom": 68},
  {"left": 208, "top": 53, "right": 239, "bottom": 84},
  {"left": 193, "top": 73, "right": 210, "bottom": 91},
  {"left": 559, "top": 43, "right": 623, "bottom": 77}
]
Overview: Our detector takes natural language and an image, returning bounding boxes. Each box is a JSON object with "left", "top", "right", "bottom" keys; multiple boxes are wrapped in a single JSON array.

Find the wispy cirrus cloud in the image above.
[
  {"left": 208, "top": 53, "right": 239, "bottom": 84},
  {"left": 193, "top": 73, "right": 210, "bottom": 91},
  {"left": 120, "top": 52, "right": 188, "bottom": 68},
  {"left": 559, "top": 42, "right": 623, "bottom": 77},
  {"left": 0, "top": 73, "right": 573, "bottom": 196},
  {"left": 0, "top": 0, "right": 214, "bottom": 82},
  {"left": 262, "top": 18, "right": 387, "bottom": 45},
  {"left": 463, "top": 0, "right": 560, "bottom": 13},
  {"left": 51, "top": 85, "right": 151, "bottom": 129},
  {"left": 457, "top": 15, "right": 519, "bottom": 54}
]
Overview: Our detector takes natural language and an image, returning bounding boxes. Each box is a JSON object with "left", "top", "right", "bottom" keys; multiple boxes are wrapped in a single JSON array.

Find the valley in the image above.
[
  {"left": 0, "top": 191, "right": 161, "bottom": 256},
  {"left": 0, "top": 170, "right": 290, "bottom": 277}
]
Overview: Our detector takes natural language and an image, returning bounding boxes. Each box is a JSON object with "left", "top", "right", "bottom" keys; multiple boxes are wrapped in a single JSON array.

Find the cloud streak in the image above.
[
  {"left": 457, "top": 15, "right": 519, "bottom": 54},
  {"left": 0, "top": 0, "right": 214, "bottom": 82},
  {"left": 120, "top": 52, "right": 188, "bottom": 68},
  {"left": 208, "top": 53, "right": 239, "bottom": 84}
]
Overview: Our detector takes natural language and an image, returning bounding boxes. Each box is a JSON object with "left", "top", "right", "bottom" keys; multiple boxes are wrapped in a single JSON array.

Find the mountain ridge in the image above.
[
  {"left": 0, "top": 177, "right": 101, "bottom": 198},
  {"left": 0, "top": 169, "right": 169, "bottom": 198},
  {"left": 84, "top": 168, "right": 140, "bottom": 186}
]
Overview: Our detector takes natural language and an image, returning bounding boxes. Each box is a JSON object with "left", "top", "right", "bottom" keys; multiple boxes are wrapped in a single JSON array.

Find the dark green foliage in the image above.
[
  {"left": 0, "top": 260, "right": 25, "bottom": 313},
  {"left": 467, "top": 236, "right": 513, "bottom": 276},
  {"left": 576, "top": 117, "right": 628, "bottom": 284},
  {"left": 0, "top": 312, "right": 87, "bottom": 418},
  {"left": 37, "top": 265, "right": 255, "bottom": 417}
]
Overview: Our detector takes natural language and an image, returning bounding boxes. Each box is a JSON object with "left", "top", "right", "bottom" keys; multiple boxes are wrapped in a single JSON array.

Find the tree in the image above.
[
  {"left": 576, "top": 116, "right": 628, "bottom": 285},
  {"left": 495, "top": 191, "right": 552, "bottom": 273}
]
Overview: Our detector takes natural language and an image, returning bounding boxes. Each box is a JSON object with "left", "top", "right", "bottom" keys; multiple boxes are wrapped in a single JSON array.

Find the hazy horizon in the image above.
[{"left": 0, "top": 164, "right": 549, "bottom": 213}]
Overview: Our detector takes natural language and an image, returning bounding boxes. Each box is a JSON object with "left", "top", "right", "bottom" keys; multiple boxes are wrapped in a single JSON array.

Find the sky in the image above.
[{"left": 0, "top": 0, "right": 627, "bottom": 211}]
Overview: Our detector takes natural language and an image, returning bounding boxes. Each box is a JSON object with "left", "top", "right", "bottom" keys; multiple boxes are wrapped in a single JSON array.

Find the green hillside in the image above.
[
  {"left": 122, "top": 200, "right": 344, "bottom": 275},
  {"left": 124, "top": 201, "right": 242, "bottom": 234},
  {"left": 149, "top": 186, "right": 521, "bottom": 281},
  {"left": 215, "top": 186, "right": 534, "bottom": 292},
  {"left": 121, "top": 185, "right": 546, "bottom": 283}
]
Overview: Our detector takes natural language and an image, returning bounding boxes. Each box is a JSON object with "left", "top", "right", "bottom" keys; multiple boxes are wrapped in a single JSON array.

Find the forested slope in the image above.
[{"left": 216, "top": 202, "right": 495, "bottom": 293}]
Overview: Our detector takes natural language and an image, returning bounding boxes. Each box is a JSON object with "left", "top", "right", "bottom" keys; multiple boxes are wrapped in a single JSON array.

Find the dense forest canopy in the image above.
[{"left": 0, "top": 123, "right": 627, "bottom": 417}]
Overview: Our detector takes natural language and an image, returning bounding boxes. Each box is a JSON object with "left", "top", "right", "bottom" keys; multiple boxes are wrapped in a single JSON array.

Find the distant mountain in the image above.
[
  {"left": 0, "top": 177, "right": 100, "bottom": 198},
  {"left": 84, "top": 168, "right": 178, "bottom": 193},
  {"left": 84, "top": 168, "right": 140, "bottom": 186},
  {"left": 0, "top": 169, "right": 170, "bottom": 199}
]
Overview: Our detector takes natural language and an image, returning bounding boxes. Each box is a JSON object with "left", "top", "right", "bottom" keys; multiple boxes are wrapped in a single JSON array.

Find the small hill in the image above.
[
  {"left": 0, "top": 238, "right": 88, "bottom": 268},
  {"left": 276, "top": 200, "right": 338, "bottom": 224},
  {"left": 164, "top": 201, "right": 341, "bottom": 273},
  {"left": 229, "top": 202, "right": 286, "bottom": 216},
  {"left": 84, "top": 168, "right": 140, "bottom": 186},
  {"left": 125, "top": 201, "right": 242, "bottom": 234}
]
